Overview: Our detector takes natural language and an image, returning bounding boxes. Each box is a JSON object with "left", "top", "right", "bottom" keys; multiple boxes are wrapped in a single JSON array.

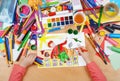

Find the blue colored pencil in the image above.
[{"left": 5, "top": 37, "right": 11, "bottom": 61}]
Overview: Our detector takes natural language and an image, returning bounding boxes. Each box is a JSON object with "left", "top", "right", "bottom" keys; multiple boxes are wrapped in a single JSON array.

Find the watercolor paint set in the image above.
[{"left": 42, "top": 13, "right": 73, "bottom": 30}]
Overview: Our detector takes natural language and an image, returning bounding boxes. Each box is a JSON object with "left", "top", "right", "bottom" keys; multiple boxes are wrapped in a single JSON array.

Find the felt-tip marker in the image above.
[
  {"left": 108, "top": 46, "right": 120, "bottom": 53},
  {"left": 107, "top": 34, "right": 120, "bottom": 38}
]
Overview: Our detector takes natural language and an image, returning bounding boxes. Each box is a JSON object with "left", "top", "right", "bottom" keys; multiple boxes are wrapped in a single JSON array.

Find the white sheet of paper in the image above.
[
  {"left": 78, "top": 56, "right": 86, "bottom": 66},
  {"left": 38, "top": 32, "right": 85, "bottom": 51}
]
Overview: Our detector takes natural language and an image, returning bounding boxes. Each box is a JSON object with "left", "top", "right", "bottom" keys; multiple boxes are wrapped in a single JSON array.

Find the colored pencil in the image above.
[
  {"left": 1, "top": 26, "right": 12, "bottom": 37},
  {"left": 17, "top": 19, "right": 36, "bottom": 44},
  {"left": 5, "top": 37, "right": 11, "bottom": 61},
  {"left": 85, "top": 34, "right": 107, "bottom": 64},
  {"left": 85, "top": 20, "right": 95, "bottom": 37},
  {"left": 17, "top": 21, "right": 23, "bottom": 36},
  {"left": 98, "top": 5, "right": 103, "bottom": 27},
  {"left": 17, "top": 32, "right": 32, "bottom": 51},
  {"left": 89, "top": 34, "right": 107, "bottom": 64},
  {"left": 80, "top": 22, "right": 85, "bottom": 32},
  {"left": 4, "top": 36, "right": 11, "bottom": 66},
  {"left": 12, "top": 34, "right": 15, "bottom": 49},
  {"left": 21, "top": 39, "right": 30, "bottom": 56},
  {"left": 35, "top": 13, "right": 41, "bottom": 32},
  {"left": 9, "top": 35, "right": 13, "bottom": 64},
  {"left": 82, "top": 0, "right": 98, "bottom": 18}
]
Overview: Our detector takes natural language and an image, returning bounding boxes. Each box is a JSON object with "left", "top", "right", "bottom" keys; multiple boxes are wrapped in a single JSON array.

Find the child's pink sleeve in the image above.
[
  {"left": 86, "top": 62, "right": 107, "bottom": 81},
  {"left": 9, "top": 64, "right": 27, "bottom": 81}
]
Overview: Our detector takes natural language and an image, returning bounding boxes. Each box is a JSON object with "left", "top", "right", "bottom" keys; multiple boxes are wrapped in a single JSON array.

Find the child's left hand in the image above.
[{"left": 19, "top": 51, "right": 37, "bottom": 68}]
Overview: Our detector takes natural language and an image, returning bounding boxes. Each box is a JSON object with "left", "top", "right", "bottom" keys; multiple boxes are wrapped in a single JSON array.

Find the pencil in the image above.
[
  {"left": 80, "top": 22, "right": 85, "bottom": 32},
  {"left": 17, "top": 22, "right": 23, "bottom": 36},
  {"left": 16, "top": 19, "right": 36, "bottom": 44},
  {"left": 12, "top": 34, "right": 15, "bottom": 49},
  {"left": 82, "top": 0, "right": 98, "bottom": 18},
  {"left": 21, "top": 39, "right": 30, "bottom": 56},
  {"left": 35, "top": 13, "right": 41, "bottom": 32},
  {"left": 85, "top": 34, "right": 96, "bottom": 49},
  {"left": 16, "top": 49, "right": 24, "bottom": 61},
  {"left": 1, "top": 26, "right": 12, "bottom": 37},
  {"left": 17, "top": 32, "right": 31, "bottom": 51},
  {"left": 89, "top": 34, "right": 107, "bottom": 64},
  {"left": 85, "top": 20, "right": 95, "bottom": 37},
  {"left": 4, "top": 37, "right": 11, "bottom": 66},
  {"left": 78, "top": 6, "right": 101, "bottom": 12},
  {"left": 98, "top": 5, "right": 103, "bottom": 27},
  {"left": 9, "top": 35, "right": 13, "bottom": 64},
  {"left": 4, "top": 39, "right": 9, "bottom": 66},
  {"left": 85, "top": 34, "right": 107, "bottom": 64}
]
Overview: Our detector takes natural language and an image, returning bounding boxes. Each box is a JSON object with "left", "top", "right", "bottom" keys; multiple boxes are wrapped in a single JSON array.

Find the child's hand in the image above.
[
  {"left": 78, "top": 47, "right": 92, "bottom": 64},
  {"left": 19, "top": 51, "right": 37, "bottom": 68}
]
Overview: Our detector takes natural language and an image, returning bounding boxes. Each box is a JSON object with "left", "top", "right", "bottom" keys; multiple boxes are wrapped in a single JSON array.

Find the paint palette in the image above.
[{"left": 42, "top": 13, "right": 73, "bottom": 29}]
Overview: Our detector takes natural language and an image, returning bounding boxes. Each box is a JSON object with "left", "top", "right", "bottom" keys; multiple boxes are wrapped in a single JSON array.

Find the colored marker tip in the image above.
[{"left": 0, "top": 37, "right": 4, "bottom": 43}]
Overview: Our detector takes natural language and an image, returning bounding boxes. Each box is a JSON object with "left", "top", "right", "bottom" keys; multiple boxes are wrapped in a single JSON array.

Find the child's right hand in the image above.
[{"left": 78, "top": 47, "right": 92, "bottom": 64}]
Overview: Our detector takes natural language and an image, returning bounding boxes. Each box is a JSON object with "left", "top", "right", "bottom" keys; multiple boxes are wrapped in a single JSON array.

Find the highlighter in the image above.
[
  {"left": 107, "top": 33, "right": 120, "bottom": 38},
  {"left": 105, "top": 36, "right": 119, "bottom": 46},
  {"left": 112, "top": 24, "right": 120, "bottom": 30},
  {"left": 108, "top": 46, "right": 120, "bottom": 53}
]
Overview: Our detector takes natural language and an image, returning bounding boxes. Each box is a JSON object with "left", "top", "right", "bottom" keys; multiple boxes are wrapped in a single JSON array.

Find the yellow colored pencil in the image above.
[
  {"left": 9, "top": 37, "right": 13, "bottom": 64},
  {"left": 80, "top": 22, "right": 85, "bottom": 32}
]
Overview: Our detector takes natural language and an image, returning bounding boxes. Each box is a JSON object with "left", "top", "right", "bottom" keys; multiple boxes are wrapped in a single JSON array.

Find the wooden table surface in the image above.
[{"left": 0, "top": 25, "right": 120, "bottom": 81}]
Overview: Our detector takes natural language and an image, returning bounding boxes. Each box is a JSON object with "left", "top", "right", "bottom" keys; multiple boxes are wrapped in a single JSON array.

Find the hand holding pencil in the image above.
[{"left": 78, "top": 47, "right": 92, "bottom": 64}]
